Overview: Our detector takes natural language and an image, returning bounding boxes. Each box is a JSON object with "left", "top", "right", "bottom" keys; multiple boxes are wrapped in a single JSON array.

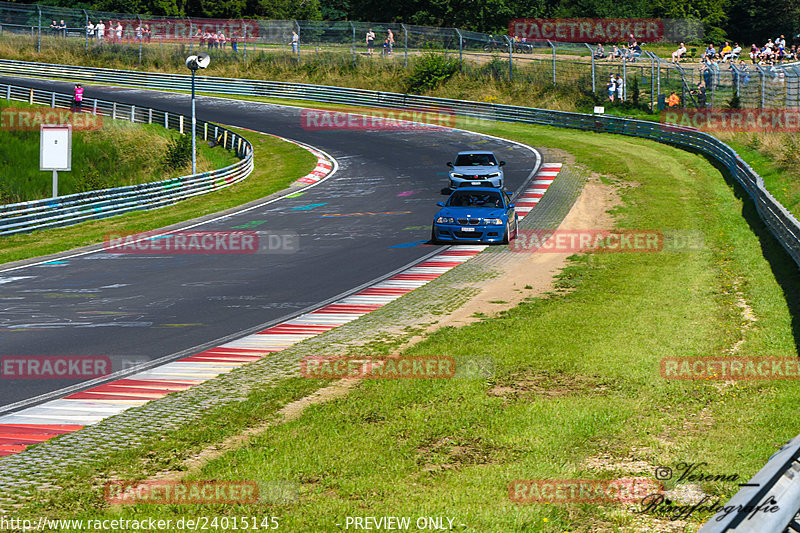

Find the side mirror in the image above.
[
  {"left": 508, "top": 204, "right": 515, "bottom": 209},
  {"left": 436, "top": 202, "right": 445, "bottom": 207},
  {"left": 446, "top": 162, "right": 453, "bottom": 168},
  {"left": 499, "top": 160, "right": 506, "bottom": 166}
]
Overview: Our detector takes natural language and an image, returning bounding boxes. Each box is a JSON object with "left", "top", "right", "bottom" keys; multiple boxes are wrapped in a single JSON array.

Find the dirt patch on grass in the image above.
[
  {"left": 416, "top": 436, "right": 495, "bottom": 473},
  {"left": 488, "top": 371, "right": 616, "bottom": 402}
]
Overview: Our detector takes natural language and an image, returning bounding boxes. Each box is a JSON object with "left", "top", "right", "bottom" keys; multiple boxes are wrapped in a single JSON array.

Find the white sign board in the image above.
[
  {"left": 40, "top": 124, "right": 72, "bottom": 171},
  {"left": 593, "top": 106, "right": 605, "bottom": 114}
]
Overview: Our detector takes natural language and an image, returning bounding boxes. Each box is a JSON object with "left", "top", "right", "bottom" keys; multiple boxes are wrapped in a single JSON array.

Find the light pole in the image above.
[{"left": 185, "top": 52, "right": 210, "bottom": 174}]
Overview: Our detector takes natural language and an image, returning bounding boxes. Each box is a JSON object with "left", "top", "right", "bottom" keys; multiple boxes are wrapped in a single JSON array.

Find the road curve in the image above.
[{"left": 0, "top": 76, "right": 542, "bottom": 412}]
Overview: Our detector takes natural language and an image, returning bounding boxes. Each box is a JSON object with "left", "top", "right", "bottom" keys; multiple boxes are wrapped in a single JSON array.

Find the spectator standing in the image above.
[
  {"left": 607, "top": 75, "right": 616, "bottom": 102},
  {"left": 220, "top": 32, "right": 226, "bottom": 49},
  {"left": 144, "top": 24, "right": 151, "bottom": 43},
  {"left": 231, "top": 32, "right": 238, "bottom": 52},
  {"left": 290, "top": 30, "right": 298, "bottom": 53},
  {"left": 616, "top": 74, "right": 624, "bottom": 101},
  {"left": 72, "top": 84, "right": 84, "bottom": 113},
  {"left": 97, "top": 20, "right": 105, "bottom": 41},
  {"left": 366, "top": 28, "right": 375, "bottom": 55},
  {"left": 135, "top": 23, "right": 143, "bottom": 42},
  {"left": 387, "top": 28, "right": 394, "bottom": 55},
  {"left": 212, "top": 32, "right": 220, "bottom": 49},
  {"left": 115, "top": 21, "right": 122, "bottom": 42},
  {"left": 86, "top": 21, "right": 94, "bottom": 40}
]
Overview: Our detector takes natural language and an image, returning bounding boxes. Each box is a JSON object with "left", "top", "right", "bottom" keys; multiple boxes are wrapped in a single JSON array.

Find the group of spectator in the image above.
[
  {"left": 593, "top": 34, "right": 643, "bottom": 63},
  {"left": 85, "top": 20, "right": 151, "bottom": 43},
  {"left": 195, "top": 29, "right": 230, "bottom": 49},
  {"left": 48, "top": 20, "right": 67, "bottom": 38},
  {"left": 671, "top": 36, "right": 798, "bottom": 65},
  {"left": 365, "top": 28, "right": 394, "bottom": 56}
]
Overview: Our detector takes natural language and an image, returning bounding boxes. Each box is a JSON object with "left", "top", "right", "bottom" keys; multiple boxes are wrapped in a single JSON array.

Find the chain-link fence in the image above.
[{"left": 0, "top": 0, "right": 798, "bottom": 109}]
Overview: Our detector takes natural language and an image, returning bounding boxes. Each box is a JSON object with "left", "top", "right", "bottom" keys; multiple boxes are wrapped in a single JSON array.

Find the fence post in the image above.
[
  {"left": 504, "top": 36, "right": 513, "bottom": 81},
  {"left": 401, "top": 23, "right": 407, "bottom": 68},
  {"left": 187, "top": 17, "right": 192, "bottom": 52},
  {"left": 649, "top": 52, "right": 655, "bottom": 111},
  {"left": 83, "top": 9, "right": 88, "bottom": 51},
  {"left": 758, "top": 66, "right": 766, "bottom": 108},
  {"left": 584, "top": 43, "right": 595, "bottom": 94},
  {"left": 138, "top": 15, "right": 143, "bottom": 64},
  {"left": 622, "top": 54, "right": 627, "bottom": 100},
  {"left": 349, "top": 21, "right": 355, "bottom": 67},
  {"left": 36, "top": 5, "right": 41, "bottom": 54},
  {"left": 548, "top": 40, "right": 555, "bottom": 86},
  {"left": 455, "top": 29, "right": 462, "bottom": 69},
  {"left": 293, "top": 19, "right": 300, "bottom": 62}
]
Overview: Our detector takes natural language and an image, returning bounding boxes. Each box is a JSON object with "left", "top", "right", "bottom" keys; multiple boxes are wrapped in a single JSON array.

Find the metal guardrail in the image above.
[
  {"left": 3, "top": 60, "right": 800, "bottom": 529},
  {"left": 0, "top": 81, "right": 253, "bottom": 235}
]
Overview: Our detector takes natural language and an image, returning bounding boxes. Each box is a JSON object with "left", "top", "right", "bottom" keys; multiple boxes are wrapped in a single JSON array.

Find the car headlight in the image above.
[
  {"left": 484, "top": 218, "right": 504, "bottom": 225},
  {"left": 487, "top": 172, "right": 501, "bottom": 177},
  {"left": 450, "top": 173, "right": 464, "bottom": 178},
  {"left": 436, "top": 217, "right": 455, "bottom": 224}
]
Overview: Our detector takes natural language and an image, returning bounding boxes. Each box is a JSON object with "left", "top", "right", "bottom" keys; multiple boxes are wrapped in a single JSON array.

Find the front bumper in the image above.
[
  {"left": 449, "top": 176, "right": 503, "bottom": 189},
  {"left": 432, "top": 223, "right": 506, "bottom": 243}
]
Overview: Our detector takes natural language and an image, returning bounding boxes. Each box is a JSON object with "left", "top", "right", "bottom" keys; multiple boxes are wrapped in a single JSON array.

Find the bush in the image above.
[
  {"left": 163, "top": 134, "right": 192, "bottom": 171},
  {"left": 403, "top": 53, "right": 459, "bottom": 94}
]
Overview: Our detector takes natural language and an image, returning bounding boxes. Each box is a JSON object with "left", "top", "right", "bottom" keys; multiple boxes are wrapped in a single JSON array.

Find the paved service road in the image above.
[{"left": 0, "top": 77, "right": 542, "bottom": 411}]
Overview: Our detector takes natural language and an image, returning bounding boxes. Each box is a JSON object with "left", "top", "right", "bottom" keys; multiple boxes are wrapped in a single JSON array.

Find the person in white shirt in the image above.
[
  {"left": 86, "top": 21, "right": 94, "bottom": 39},
  {"left": 97, "top": 20, "right": 105, "bottom": 40}
]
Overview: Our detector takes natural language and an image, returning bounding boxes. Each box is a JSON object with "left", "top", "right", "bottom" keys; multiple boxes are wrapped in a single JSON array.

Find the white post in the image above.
[{"left": 52, "top": 170, "right": 58, "bottom": 198}]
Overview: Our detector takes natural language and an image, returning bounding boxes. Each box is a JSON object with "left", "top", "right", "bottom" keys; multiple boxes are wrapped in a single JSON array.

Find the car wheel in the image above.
[
  {"left": 501, "top": 221, "right": 511, "bottom": 245},
  {"left": 430, "top": 228, "right": 441, "bottom": 245},
  {"left": 512, "top": 216, "right": 518, "bottom": 240}
]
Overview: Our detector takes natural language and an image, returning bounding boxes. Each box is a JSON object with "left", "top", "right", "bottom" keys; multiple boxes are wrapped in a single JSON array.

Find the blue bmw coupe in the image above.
[{"left": 431, "top": 187, "right": 518, "bottom": 244}]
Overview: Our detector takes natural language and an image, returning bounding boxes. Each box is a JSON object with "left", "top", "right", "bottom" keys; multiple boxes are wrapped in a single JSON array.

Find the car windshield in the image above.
[
  {"left": 447, "top": 191, "right": 504, "bottom": 208},
  {"left": 454, "top": 153, "right": 497, "bottom": 166}
]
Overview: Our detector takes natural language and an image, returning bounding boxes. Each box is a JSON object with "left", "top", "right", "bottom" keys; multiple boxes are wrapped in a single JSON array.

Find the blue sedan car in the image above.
[{"left": 431, "top": 187, "right": 518, "bottom": 244}]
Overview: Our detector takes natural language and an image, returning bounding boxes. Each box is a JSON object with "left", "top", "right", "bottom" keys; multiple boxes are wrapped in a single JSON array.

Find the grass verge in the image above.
[
  {"left": 15, "top": 120, "right": 800, "bottom": 532},
  {"left": 0, "top": 126, "right": 316, "bottom": 265}
]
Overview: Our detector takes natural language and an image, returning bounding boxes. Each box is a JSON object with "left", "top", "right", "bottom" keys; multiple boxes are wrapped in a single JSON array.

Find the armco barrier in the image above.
[
  {"left": 0, "top": 81, "right": 252, "bottom": 235},
  {"left": 3, "top": 62, "right": 800, "bottom": 530},
  {"left": 0, "top": 59, "right": 798, "bottom": 269}
]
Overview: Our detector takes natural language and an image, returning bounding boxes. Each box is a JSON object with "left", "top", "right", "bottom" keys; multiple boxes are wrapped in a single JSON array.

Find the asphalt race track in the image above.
[{"left": 0, "top": 76, "right": 543, "bottom": 412}]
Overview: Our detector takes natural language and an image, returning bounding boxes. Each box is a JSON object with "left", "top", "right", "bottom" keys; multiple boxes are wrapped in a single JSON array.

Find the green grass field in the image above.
[
  {"left": 0, "top": 102, "right": 235, "bottom": 204},
  {"left": 17, "top": 119, "right": 800, "bottom": 532}
]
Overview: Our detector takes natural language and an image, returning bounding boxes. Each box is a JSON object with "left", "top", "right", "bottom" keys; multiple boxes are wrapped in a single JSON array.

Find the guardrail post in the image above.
[
  {"left": 92, "top": 98, "right": 97, "bottom": 115},
  {"left": 6, "top": 86, "right": 10, "bottom": 101},
  {"left": 455, "top": 29, "right": 462, "bottom": 69},
  {"left": 36, "top": 6, "right": 41, "bottom": 54},
  {"left": 204, "top": 122, "right": 207, "bottom": 140},
  {"left": 83, "top": 9, "right": 88, "bottom": 52},
  {"left": 112, "top": 102, "right": 117, "bottom": 119},
  {"left": 223, "top": 130, "right": 228, "bottom": 149},
  {"left": 548, "top": 40, "right": 555, "bottom": 86},
  {"left": 165, "top": 111, "right": 168, "bottom": 128},
  {"left": 401, "top": 23, "right": 408, "bottom": 68},
  {"left": 130, "top": 105, "right": 135, "bottom": 122},
  {"left": 504, "top": 36, "right": 513, "bottom": 81},
  {"left": 50, "top": 92, "right": 55, "bottom": 108},
  {"left": 148, "top": 108, "right": 152, "bottom": 124},
  {"left": 585, "top": 43, "right": 595, "bottom": 93},
  {"left": 179, "top": 115, "right": 184, "bottom": 134},
  {"left": 29, "top": 88, "right": 33, "bottom": 105}
]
